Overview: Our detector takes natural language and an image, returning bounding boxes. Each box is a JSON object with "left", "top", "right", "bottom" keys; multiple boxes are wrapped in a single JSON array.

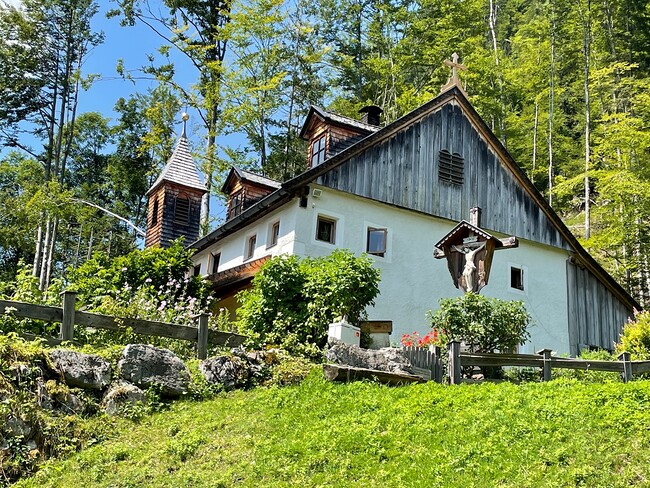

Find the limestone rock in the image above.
[
  {"left": 102, "top": 382, "right": 145, "bottom": 416},
  {"left": 199, "top": 355, "right": 250, "bottom": 390},
  {"left": 49, "top": 349, "right": 112, "bottom": 390},
  {"left": 118, "top": 344, "right": 190, "bottom": 397},
  {"left": 326, "top": 339, "right": 413, "bottom": 375}
]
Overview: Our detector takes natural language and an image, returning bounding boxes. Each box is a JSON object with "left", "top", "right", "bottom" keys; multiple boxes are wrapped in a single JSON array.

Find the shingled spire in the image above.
[{"left": 144, "top": 114, "right": 207, "bottom": 248}]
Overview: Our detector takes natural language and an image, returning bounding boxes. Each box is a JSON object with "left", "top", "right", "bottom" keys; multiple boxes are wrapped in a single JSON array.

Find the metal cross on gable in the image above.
[{"left": 440, "top": 52, "right": 467, "bottom": 94}]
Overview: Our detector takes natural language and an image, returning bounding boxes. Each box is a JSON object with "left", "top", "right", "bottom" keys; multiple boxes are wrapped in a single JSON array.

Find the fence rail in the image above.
[
  {"left": 0, "top": 292, "right": 246, "bottom": 359},
  {"left": 444, "top": 340, "right": 650, "bottom": 384},
  {"left": 404, "top": 341, "right": 650, "bottom": 384}
]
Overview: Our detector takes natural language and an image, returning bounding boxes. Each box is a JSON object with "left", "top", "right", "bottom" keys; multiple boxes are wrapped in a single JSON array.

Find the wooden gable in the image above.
[{"left": 316, "top": 98, "right": 568, "bottom": 251}]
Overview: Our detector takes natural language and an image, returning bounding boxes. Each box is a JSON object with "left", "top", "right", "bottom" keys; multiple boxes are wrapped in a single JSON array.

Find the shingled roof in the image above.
[{"left": 147, "top": 135, "right": 207, "bottom": 195}]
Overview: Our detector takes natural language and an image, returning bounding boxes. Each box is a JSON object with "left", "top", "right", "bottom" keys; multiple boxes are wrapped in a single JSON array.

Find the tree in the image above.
[
  {"left": 110, "top": 0, "right": 232, "bottom": 235},
  {"left": 237, "top": 250, "right": 381, "bottom": 357}
]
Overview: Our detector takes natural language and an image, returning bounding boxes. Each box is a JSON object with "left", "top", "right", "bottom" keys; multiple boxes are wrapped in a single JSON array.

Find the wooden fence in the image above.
[
  {"left": 403, "top": 341, "right": 650, "bottom": 384},
  {"left": 0, "top": 291, "right": 246, "bottom": 359}
]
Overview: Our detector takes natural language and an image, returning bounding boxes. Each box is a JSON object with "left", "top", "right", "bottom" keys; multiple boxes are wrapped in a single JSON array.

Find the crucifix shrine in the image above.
[
  {"left": 433, "top": 207, "right": 518, "bottom": 293},
  {"left": 440, "top": 52, "right": 467, "bottom": 94}
]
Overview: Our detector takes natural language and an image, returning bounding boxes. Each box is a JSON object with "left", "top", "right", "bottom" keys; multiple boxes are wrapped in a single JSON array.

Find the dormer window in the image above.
[{"left": 311, "top": 135, "right": 327, "bottom": 167}]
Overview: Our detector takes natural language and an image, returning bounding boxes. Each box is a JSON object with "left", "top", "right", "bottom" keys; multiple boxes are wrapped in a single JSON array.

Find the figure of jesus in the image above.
[{"left": 451, "top": 242, "right": 486, "bottom": 292}]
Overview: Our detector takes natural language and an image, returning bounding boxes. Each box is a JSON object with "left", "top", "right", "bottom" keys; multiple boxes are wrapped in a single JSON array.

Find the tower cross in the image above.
[{"left": 441, "top": 52, "right": 467, "bottom": 93}]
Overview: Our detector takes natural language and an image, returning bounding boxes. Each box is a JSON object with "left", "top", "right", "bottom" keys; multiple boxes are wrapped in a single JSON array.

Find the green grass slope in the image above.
[{"left": 16, "top": 372, "right": 650, "bottom": 488}]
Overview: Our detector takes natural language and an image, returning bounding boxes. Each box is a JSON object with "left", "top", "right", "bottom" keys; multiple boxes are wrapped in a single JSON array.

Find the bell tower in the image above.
[{"left": 145, "top": 114, "right": 207, "bottom": 248}]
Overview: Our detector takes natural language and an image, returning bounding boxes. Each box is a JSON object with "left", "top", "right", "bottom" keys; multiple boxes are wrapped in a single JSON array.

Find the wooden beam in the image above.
[
  {"left": 322, "top": 364, "right": 425, "bottom": 385},
  {"left": 360, "top": 321, "right": 393, "bottom": 334},
  {"left": 0, "top": 299, "right": 63, "bottom": 322}
]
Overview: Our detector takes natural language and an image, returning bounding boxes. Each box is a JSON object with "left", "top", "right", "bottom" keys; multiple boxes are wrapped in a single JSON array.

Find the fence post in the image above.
[
  {"left": 618, "top": 351, "right": 632, "bottom": 383},
  {"left": 60, "top": 290, "right": 77, "bottom": 342},
  {"left": 197, "top": 313, "right": 209, "bottom": 360},
  {"left": 537, "top": 348, "right": 553, "bottom": 382},
  {"left": 432, "top": 345, "right": 442, "bottom": 383},
  {"left": 447, "top": 341, "right": 461, "bottom": 385}
]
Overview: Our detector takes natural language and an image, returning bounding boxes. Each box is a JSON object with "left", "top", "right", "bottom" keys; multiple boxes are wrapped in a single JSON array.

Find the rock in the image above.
[
  {"left": 326, "top": 339, "right": 413, "bottom": 375},
  {"left": 118, "top": 344, "right": 190, "bottom": 397},
  {"left": 4, "top": 415, "right": 33, "bottom": 439},
  {"left": 102, "top": 382, "right": 145, "bottom": 416},
  {"left": 51, "top": 390, "right": 85, "bottom": 414},
  {"left": 49, "top": 349, "right": 112, "bottom": 390},
  {"left": 199, "top": 355, "right": 250, "bottom": 390}
]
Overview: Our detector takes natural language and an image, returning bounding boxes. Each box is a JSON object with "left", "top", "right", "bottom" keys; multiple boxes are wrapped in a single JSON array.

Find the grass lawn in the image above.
[{"left": 15, "top": 371, "right": 650, "bottom": 487}]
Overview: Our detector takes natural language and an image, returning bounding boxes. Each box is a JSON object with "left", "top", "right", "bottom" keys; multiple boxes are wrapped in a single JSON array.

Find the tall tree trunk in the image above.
[
  {"left": 43, "top": 218, "right": 58, "bottom": 292},
  {"left": 547, "top": 0, "right": 556, "bottom": 207},
  {"left": 32, "top": 217, "right": 44, "bottom": 277},
  {"left": 39, "top": 218, "right": 51, "bottom": 291},
  {"left": 532, "top": 102, "right": 538, "bottom": 186},
  {"left": 579, "top": 0, "right": 592, "bottom": 239}
]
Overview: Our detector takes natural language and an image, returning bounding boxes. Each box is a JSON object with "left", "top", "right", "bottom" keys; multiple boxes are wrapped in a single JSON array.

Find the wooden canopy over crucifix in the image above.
[
  {"left": 440, "top": 52, "right": 467, "bottom": 95},
  {"left": 433, "top": 207, "right": 518, "bottom": 293}
]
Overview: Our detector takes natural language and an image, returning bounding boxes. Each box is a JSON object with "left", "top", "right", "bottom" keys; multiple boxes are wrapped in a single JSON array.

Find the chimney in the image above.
[{"left": 359, "top": 105, "right": 383, "bottom": 127}]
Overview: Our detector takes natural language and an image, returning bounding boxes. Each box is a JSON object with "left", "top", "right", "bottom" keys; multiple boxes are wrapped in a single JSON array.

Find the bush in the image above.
[
  {"left": 616, "top": 310, "right": 650, "bottom": 360},
  {"left": 428, "top": 293, "right": 532, "bottom": 354},
  {"left": 236, "top": 250, "right": 381, "bottom": 358}
]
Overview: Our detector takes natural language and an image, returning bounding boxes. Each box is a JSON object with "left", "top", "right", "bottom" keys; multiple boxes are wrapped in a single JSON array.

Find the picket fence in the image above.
[{"left": 405, "top": 341, "right": 650, "bottom": 384}]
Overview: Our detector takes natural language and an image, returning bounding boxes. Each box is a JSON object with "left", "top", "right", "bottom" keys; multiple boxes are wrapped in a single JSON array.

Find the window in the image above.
[
  {"left": 311, "top": 135, "right": 327, "bottom": 166},
  {"left": 228, "top": 190, "right": 244, "bottom": 220},
  {"left": 438, "top": 149, "right": 464, "bottom": 185},
  {"left": 151, "top": 197, "right": 159, "bottom": 226},
  {"left": 174, "top": 196, "right": 190, "bottom": 224},
  {"left": 268, "top": 221, "right": 280, "bottom": 248},
  {"left": 510, "top": 266, "right": 524, "bottom": 291},
  {"left": 211, "top": 253, "right": 221, "bottom": 274},
  {"left": 193, "top": 264, "right": 202, "bottom": 277},
  {"left": 367, "top": 228, "right": 387, "bottom": 257},
  {"left": 316, "top": 216, "right": 336, "bottom": 244},
  {"left": 246, "top": 235, "right": 257, "bottom": 260}
]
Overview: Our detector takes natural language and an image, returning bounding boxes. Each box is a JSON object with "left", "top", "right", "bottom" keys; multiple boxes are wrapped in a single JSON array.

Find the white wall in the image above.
[{"left": 194, "top": 185, "right": 572, "bottom": 354}]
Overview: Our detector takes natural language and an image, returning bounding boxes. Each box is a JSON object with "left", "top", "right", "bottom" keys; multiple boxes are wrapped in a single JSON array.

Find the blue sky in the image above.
[{"left": 75, "top": 0, "right": 229, "bottom": 224}]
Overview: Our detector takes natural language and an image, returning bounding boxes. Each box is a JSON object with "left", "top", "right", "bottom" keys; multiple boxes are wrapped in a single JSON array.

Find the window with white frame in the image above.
[
  {"left": 193, "top": 263, "right": 201, "bottom": 277},
  {"left": 510, "top": 265, "right": 525, "bottom": 291},
  {"left": 268, "top": 221, "right": 280, "bottom": 248},
  {"left": 211, "top": 252, "right": 221, "bottom": 274},
  {"left": 316, "top": 215, "right": 336, "bottom": 244},
  {"left": 366, "top": 227, "right": 387, "bottom": 257},
  {"left": 246, "top": 235, "right": 257, "bottom": 260}
]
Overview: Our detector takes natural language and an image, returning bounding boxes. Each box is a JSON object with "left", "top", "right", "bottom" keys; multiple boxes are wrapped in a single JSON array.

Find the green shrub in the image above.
[
  {"left": 429, "top": 292, "right": 532, "bottom": 353},
  {"left": 616, "top": 310, "right": 650, "bottom": 360},
  {"left": 236, "top": 250, "right": 381, "bottom": 358}
]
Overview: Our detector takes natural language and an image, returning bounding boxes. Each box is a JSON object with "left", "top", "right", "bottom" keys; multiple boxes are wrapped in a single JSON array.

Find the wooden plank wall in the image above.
[
  {"left": 318, "top": 103, "right": 566, "bottom": 250},
  {"left": 566, "top": 260, "right": 631, "bottom": 355}
]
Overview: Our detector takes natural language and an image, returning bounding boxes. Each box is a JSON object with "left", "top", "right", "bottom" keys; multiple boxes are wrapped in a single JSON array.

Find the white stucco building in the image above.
[{"left": 149, "top": 85, "right": 638, "bottom": 356}]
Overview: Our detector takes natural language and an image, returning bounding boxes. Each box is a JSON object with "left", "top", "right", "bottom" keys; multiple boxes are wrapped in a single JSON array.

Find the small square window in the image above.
[
  {"left": 193, "top": 264, "right": 202, "bottom": 277},
  {"left": 211, "top": 253, "right": 221, "bottom": 274},
  {"left": 510, "top": 266, "right": 524, "bottom": 291},
  {"left": 316, "top": 216, "right": 336, "bottom": 244},
  {"left": 367, "top": 228, "right": 387, "bottom": 257},
  {"left": 268, "top": 221, "right": 280, "bottom": 248},
  {"left": 246, "top": 235, "right": 257, "bottom": 260}
]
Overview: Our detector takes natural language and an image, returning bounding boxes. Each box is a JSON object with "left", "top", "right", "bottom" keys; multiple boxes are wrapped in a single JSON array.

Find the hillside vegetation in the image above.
[{"left": 16, "top": 371, "right": 650, "bottom": 488}]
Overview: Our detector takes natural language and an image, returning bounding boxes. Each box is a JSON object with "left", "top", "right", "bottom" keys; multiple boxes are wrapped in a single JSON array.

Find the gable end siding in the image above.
[{"left": 317, "top": 103, "right": 566, "bottom": 250}]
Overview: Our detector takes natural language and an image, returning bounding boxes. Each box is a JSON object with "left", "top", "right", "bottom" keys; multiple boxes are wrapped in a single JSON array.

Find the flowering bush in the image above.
[
  {"left": 237, "top": 250, "right": 381, "bottom": 358},
  {"left": 400, "top": 329, "right": 441, "bottom": 348}
]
